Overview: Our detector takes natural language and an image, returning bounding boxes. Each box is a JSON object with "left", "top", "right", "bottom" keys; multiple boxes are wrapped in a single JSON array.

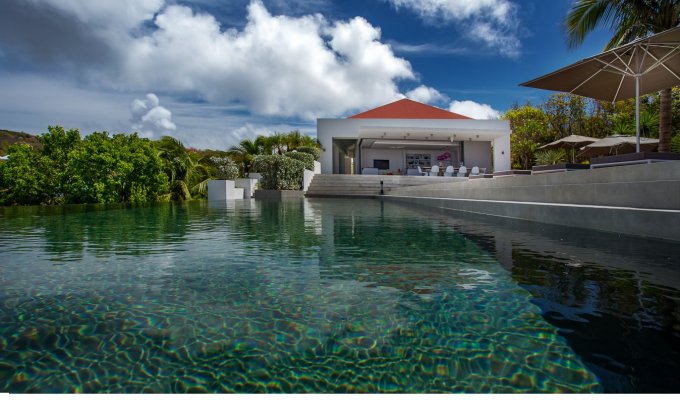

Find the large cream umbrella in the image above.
[
  {"left": 578, "top": 136, "right": 659, "bottom": 158},
  {"left": 521, "top": 27, "right": 680, "bottom": 153},
  {"left": 539, "top": 134, "right": 598, "bottom": 163}
]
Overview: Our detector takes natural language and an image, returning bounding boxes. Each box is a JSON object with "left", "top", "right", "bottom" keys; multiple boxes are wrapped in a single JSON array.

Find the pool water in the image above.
[{"left": 0, "top": 198, "right": 677, "bottom": 393}]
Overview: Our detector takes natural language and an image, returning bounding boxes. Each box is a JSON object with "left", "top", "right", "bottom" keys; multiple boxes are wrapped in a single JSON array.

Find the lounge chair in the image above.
[
  {"left": 362, "top": 167, "right": 379, "bottom": 175},
  {"left": 406, "top": 168, "right": 420, "bottom": 176},
  {"left": 470, "top": 166, "right": 480, "bottom": 176},
  {"left": 457, "top": 166, "right": 467, "bottom": 177},
  {"left": 417, "top": 166, "right": 426, "bottom": 176},
  {"left": 444, "top": 166, "right": 454, "bottom": 176},
  {"left": 428, "top": 165, "right": 440, "bottom": 176}
]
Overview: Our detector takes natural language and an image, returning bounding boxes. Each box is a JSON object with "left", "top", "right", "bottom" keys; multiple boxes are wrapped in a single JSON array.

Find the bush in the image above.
[
  {"left": 252, "top": 155, "right": 305, "bottom": 190},
  {"left": 207, "top": 156, "right": 239, "bottom": 180},
  {"left": 284, "top": 151, "right": 315, "bottom": 171},
  {"left": 671, "top": 134, "right": 680, "bottom": 153},
  {"left": 534, "top": 149, "right": 567, "bottom": 166},
  {"left": 0, "top": 144, "right": 53, "bottom": 205},
  {"left": 64, "top": 132, "right": 168, "bottom": 204},
  {"left": 296, "top": 146, "right": 321, "bottom": 161}
]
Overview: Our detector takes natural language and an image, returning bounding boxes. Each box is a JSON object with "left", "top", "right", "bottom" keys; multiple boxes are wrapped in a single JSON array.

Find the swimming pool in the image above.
[{"left": 0, "top": 198, "right": 677, "bottom": 393}]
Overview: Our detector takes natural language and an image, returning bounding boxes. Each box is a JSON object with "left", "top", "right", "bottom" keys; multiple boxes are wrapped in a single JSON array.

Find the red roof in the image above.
[{"left": 349, "top": 98, "right": 472, "bottom": 119}]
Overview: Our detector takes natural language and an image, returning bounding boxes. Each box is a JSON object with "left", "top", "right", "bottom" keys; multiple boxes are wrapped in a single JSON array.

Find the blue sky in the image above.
[{"left": 0, "top": 0, "right": 611, "bottom": 150}]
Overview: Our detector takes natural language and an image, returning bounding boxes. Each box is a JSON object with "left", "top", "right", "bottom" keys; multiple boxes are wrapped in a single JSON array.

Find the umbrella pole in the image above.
[{"left": 635, "top": 75, "right": 640, "bottom": 153}]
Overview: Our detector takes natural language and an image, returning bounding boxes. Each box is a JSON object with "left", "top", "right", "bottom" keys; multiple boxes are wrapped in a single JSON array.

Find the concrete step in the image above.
[{"left": 305, "top": 174, "right": 461, "bottom": 197}]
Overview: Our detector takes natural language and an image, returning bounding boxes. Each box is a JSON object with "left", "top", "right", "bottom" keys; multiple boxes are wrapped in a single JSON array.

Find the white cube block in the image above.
[
  {"left": 235, "top": 178, "right": 258, "bottom": 198},
  {"left": 208, "top": 180, "right": 243, "bottom": 201}
]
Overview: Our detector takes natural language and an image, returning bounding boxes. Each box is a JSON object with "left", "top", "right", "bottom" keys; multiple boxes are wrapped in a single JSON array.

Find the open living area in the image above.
[{"left": 317, "top": 99, "right": 511, "bottom": 176}]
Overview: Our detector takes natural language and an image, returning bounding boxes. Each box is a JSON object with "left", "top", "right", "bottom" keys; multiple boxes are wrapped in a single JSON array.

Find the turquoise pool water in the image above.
[{"left": 0, "top": 199, "right": 677, "bottom": 393}]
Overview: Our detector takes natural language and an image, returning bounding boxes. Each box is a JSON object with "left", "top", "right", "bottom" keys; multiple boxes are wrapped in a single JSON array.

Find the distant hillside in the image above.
[{"left": 0, "top": 129, "right": 41, "bottom": 155}]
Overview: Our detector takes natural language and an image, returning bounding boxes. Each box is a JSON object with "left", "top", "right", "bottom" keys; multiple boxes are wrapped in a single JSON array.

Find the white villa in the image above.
[{"left": 317, "top": 99, "right": 511, "bottom": 175}]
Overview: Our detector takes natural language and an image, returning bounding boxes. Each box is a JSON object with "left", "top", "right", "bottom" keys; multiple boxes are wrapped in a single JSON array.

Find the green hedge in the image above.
[
  {"left": 284, "top": 151, "right": 315, "bottom": 171},
  {"left": 252, "top": 155, "right": 305, "bottom": 190},
  {"left": 296, "top": 146, "right": 321, "bottom": 161}
]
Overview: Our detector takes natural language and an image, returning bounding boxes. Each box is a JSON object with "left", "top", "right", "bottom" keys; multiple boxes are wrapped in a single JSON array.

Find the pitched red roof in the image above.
[{"left": 349, "top": 98, "right": 472, "bottom": 119}]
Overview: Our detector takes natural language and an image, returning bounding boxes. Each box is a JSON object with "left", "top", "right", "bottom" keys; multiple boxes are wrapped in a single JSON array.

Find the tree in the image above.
[
  {"left": 543, "top": 93, "right": 588, "bottom": 138},
  {"left": 65, "top": 132, "right": 167, "bottom": 204},
  {"left": 566, "top": 0, "right": 680, "bottom": 152},
  {"left": 0, "top": 144, "right": 52, "bottom": 205},
  {"left": 503, "top": 106, "right": 551, "bottom": 169},
  {"left": 38, "top": 126, "right": 81, "bottom": 200},
  {"left": 155, "top": 136, "right": 210, "bottom": 200},
  {"left": 227, "top": 138, "right": 262, "bottom": 176}
]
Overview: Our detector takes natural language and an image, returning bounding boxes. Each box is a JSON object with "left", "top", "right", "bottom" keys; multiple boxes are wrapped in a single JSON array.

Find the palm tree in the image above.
[
  {"left": 566, "top": 0, "right": 680, "bottom": 152},
  {"left": 266, "top": 133, "right": 287, "bottom": 155},
  {"left": 227, "top": 138, "right": 261, "bottom": 175},
  {"left": 155, "top": 136, "right": 210, "bottom": 200}
]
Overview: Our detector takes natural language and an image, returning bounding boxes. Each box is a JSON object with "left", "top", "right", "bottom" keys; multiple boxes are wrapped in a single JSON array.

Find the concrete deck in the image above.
[{"left": 307, "top": 162, "right": 680, "bottom": 241}]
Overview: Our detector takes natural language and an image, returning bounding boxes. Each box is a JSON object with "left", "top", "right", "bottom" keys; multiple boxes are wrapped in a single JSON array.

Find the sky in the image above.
[{"left": 0, "top": 0, "right": 612, "bottom": 150}]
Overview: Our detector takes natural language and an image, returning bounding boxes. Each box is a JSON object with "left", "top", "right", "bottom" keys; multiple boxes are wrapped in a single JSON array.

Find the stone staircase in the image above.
[{"left": 305, "top": 174, "right": 464, "bottom": 197}]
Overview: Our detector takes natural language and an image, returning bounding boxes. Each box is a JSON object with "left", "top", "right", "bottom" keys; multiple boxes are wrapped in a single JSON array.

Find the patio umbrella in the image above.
[
  {"left": 578, "top": 136, "right": 659, "bottom": 158},
  {"left": 539, "top": 134, "right": 598, "bottom": 163},
  {"left": 521, "top": 26, "right": 680, "bottom": 153}
]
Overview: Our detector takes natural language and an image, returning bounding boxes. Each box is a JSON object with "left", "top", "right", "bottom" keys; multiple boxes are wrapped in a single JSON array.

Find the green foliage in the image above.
[
  {"left": 296, "top": 146, "right": 321, "bottom": 161},
  {"left": 206, "top": 156, "right": 239, "bottom": 180},
  {"left": 155, "top": 136, "right": 211, "bottom": 200},
  {"left": 543, "top": 93, "right": 588, "bottom": 137},
  {"left": 503, "top": 106, "right": 551, "bottom": 169},
  {"left": 284, "top": 151, "right": 315, "bottom": 171},
  {"left": 64, "top": 132, "right": 168, "bottom": 204},
  {"left": 39, "top": 126, "right": 81, "bottom": 164},
  {"left": 228, "top": 138, "right": 261, "bottom": 176},
  {"left": 534, "top": 149, "right": 567, "bottom": 166},
  {"left": 227, "top": 131, "right": 322, "bottom": 174},
  {"left": 671, "top": 134, "right": 680, "bottom": 153},
  {"left": 0, "top": 144, "right": 52, "bottom": 205},
  {"left": 252, "top": 155, "right": 305, "bottom": 190},
  {"left": 639, "top": 110, "right": 660, "bottom": 138},
  {"left": 611, "top": 118, "right": 635, "bottom": 136}
]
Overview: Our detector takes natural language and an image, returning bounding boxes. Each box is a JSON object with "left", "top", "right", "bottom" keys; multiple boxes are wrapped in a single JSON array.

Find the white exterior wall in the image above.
[
  {"left": 463, "top": 141, "right": 492, "bottom": 171},
  {"left": 318, "top": 118, "right": 511, "bottom": 174},
  {"left": 492, "top": 135, "right": 511, "bottom": 172},
  {"left": 318, "top": 119, "right": 362, "bottom": 174}
]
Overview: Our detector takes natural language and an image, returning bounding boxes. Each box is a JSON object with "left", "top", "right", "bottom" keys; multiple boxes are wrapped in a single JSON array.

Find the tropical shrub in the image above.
[
  {"left": 0, "top": 143, "right": 53, "bottom": 205},
  {"left": 296, "top": 146, "right": 321, "bottom": 161},
  {"left": 207, "top": 156, "right": 239, "bottom": 180},
  {"left": 252, "top": 155, "right": 305, "bottom": 190},
  {"left": 671, "top": 135, "right": 680, "bottom": 154},
  {"left": 284, "top": 151, "right": 315, "bottom": 171},
  {"left": 64, "top": 132, "right": 168, "bottom": 204},
  {"left": 534, "top": 149, "right": 567, "bottom": 166},
  {"left": 503, "top": 106, "right": 551, "bottom": 169},
  {"left": 155, "top": 136, "right": 213, "bottom": 200}
]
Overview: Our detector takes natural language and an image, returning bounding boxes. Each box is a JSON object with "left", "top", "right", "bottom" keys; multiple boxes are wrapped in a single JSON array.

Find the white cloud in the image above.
[
  {"left": 405, "top": 85, "right": 448, "bottom": 104},
  {"left": 0, "top": 1, "right": 450, "bottom": 149},
  {"left": 13, "top": 0, "right": 416, "bottom": 121},
  {"left": 130, "top": 93, "right": 176, "bottom": 138},
  {"left": 448, "top": 100, "right": 500, "bottom": 119},
  {"left": 385, "top": 0, "right": 521, "bottom": 58}
]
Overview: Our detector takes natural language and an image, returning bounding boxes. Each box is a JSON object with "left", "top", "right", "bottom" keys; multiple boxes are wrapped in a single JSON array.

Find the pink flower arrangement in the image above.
[{"left": 436, "top": 151, "right": 451, "bottom": 161}]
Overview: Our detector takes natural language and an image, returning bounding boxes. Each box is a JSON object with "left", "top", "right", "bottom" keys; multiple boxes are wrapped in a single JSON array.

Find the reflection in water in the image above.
[
  {"left": 396, "top": 200, "right": 680, "bottom": 393},
  {"left": 0, "top": 198, "right": 677, "bottom": 393}
]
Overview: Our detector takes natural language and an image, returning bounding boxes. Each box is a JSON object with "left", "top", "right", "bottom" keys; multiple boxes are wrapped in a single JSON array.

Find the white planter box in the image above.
[
  {"left": 235, "top": 178, "right": 258, "bottom": 198},
  {"left": 207, "top": 180, "right": 244, "bottom": 201}
]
